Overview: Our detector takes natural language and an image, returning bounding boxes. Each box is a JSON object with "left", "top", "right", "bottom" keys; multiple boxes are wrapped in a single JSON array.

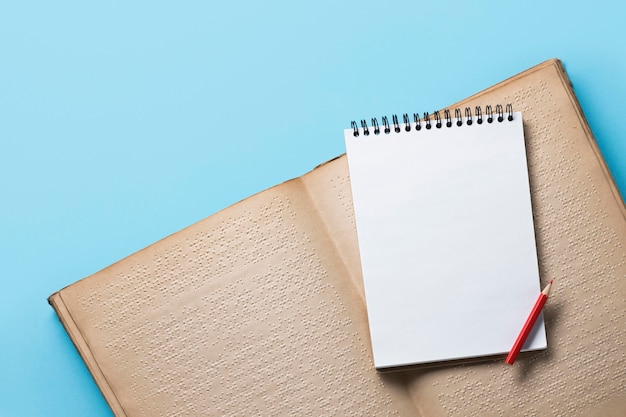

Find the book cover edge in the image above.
[{"left": 48, "top": 292, "right": 127, "bottom": 417}]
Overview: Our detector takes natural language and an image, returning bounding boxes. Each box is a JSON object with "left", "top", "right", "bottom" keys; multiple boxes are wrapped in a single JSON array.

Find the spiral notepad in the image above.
[{"left": 345, "top": 105, "right": 545, "bottom": 369}]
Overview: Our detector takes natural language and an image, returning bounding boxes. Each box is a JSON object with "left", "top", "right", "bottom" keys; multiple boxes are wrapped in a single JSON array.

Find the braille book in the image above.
[{"left": 49, "top": 59, "right": 626, "bottom": 416}]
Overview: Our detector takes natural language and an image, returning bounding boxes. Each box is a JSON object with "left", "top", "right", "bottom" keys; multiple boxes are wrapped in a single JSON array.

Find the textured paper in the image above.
[
  {"left": 345, "top": 113, "right": 545, "bottom": 368},
  {"left": 50, "top": 59, "right": 626, "bottom": 416}
]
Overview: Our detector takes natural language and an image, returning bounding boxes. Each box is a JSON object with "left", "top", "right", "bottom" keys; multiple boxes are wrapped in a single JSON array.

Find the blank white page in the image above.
[{"left": 345, "top": 111, "right": 545, "bottom": 369}]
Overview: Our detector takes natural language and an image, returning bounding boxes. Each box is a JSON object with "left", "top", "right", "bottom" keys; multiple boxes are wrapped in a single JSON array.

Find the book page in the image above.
[
  {"left": 58, "top": 175, "right": 417, "bottom": 416},
  {"left": 403, "top": 60, "right": 626, "bottom": 417},
  {"left": 345, "top": 113, "right": 544, "bottom": 368}
]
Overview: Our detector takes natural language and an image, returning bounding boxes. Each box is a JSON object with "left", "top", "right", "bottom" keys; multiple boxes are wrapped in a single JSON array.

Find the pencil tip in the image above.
[{"left": 542, "top": 280, "right": 553, "bottom": 296}]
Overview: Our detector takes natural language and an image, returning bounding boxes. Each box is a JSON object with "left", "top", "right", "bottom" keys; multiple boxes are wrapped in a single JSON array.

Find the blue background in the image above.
[{"left": 1, "top": 1, "right": 625, "bottom": 415}]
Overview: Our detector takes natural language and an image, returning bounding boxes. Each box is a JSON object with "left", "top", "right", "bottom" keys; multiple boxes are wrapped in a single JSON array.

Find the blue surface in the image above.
[{"left": 1, "top": 1, "right": 625, "bottom": 415}]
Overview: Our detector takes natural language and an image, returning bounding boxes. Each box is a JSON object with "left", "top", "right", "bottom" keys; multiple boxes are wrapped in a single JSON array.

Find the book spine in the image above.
[{"left": 48, "top": 292, "right": 127, "bottom": 417}]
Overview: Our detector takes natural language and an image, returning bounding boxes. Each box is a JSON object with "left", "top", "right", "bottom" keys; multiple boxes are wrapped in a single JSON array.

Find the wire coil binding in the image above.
[{"left": 350, "top": 104, "right": 514, "bottom": 137}]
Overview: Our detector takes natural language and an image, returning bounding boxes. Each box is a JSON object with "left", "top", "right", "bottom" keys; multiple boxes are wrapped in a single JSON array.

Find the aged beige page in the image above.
[
  {"left": 50, "top": 59, "right": 626, "bottom": 416},
  {"left": 301, "top": 59, "right": 626, "bottom": 416},
  {"left": 401, "top": 60, "right": 626, "bottom": 416},
  {"left": 50, "top": 170, "right": 418, "bottom": 417}
]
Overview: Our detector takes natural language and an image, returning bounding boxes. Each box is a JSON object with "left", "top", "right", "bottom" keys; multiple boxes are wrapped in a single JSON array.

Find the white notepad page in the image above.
[{"left": 345, "top": 111, "right": 546, "bottom": 369}]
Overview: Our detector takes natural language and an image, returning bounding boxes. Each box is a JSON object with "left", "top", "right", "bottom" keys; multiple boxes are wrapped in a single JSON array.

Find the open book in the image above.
[{"left": 49, "top": 59, "right": 626, "bottom": 416}]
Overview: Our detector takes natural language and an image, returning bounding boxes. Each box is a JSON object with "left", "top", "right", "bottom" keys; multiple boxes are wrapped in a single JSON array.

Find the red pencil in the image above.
[{"left": 505, "top": 280, "right": 553, "bottom": 365}]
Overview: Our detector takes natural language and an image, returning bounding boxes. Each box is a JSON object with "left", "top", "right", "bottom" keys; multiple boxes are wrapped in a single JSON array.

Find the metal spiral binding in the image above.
[{"left": 350, "top": 104, "right": 514, "bottom": 137}]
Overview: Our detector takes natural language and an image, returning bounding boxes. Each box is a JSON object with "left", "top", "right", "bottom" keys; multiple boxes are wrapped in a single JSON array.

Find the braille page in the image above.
[
  {"left": 404, "top": 60, "right": 626, "bottom": 417},
  {"left": 52, "top": 173, "right": 418, "bottom": 417},
  {"left": 345, "top": 112, "right": 544, "bottom": 369}
]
